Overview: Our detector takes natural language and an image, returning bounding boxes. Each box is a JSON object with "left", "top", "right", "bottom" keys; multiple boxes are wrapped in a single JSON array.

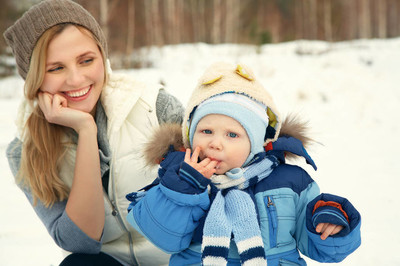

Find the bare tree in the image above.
[
  {"left": 377, "top": 0, "right": 387, "bottom": 38},
  {"left": 359, "top": 0, "right": 372, "bottom": 38},
  {"left": 99, "top": 0, "right": 109, "bottom": 40},
  {"left": 191, "top": 0, "right": 199, "bottom": 42},
  {"left": 212, "top": 0, "right": 222, "bottom": 44},
  {"left": 152, "top": 0, "right": 163, "bottom": 46},
  {"left": 224, "top": 0, "right": 232, "bottom": 43},
  {"left": 324, "top": 0, "right": 332, "bottom": 41},
  {"left": 294, "top": 0, "right": 304, "bottom": 39},
  {"left": 388, "top": 0, "right": 399, "bottom": 37},
  {"left": 125, "top": 0, "right": 135, "bottom": 67},
  {"left": 302, "top": 0, "right": 310, "bottom": 39},
  {"left": 143, "top": 0, "right": 153, "bottom": 46},
  {"left": 176, "top": 0, "right": 184, "bottom": 43},
  {"left": 190, "top": 0, "right": 207, "bottom": 43},
  {"left": 309, "top": 0, "right": 318, "bottom": 39},
  {"left": 165, "top": 0, "right": 177, "bottom": 44}
]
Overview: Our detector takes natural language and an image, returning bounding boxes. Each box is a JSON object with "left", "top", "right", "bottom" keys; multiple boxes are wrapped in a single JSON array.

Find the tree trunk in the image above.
[
  {"left": 99, "top": 0, "right": 109, "bottom": 40},
  {"left": 198, "top": 0, "right": 207, "bottom": 42},
  {"left": 176, "top": 0, "right": 184, "bottom": 43},
  {"left": 377, "top": 0, "right": 387, "bottom": 38},
  {"left": 212, "top": 0, "right": 221, "bottom": 44},
  {"left": 144, "top": 0, "right": 153, "bottom": 46},
  {"left": 359, "top": 0, "right": 371, "bottom": 39},
  {"left": 302, "top": 0, "right": 309, "bottom": 39},
  {"left": 294, "top": 0, "right": 304, "bottom": 39},
  {"left": 224, "top": 0, "right": 232, "bottom": 43},
  {"left": 125, "top": 0, "right": 135, "bottom": 67},
  {"left": 324, "top": 0, "right": 332, "bottom": 41},
  {"left": 152, "top": 0, "right": 163, "bottom": 46},
  {"left": 165, "top": 0, "right": 177, "bottom": 44},
  {"left": 232, "top": 0, "right": 240, "bottom": 43},
  {"left": 388, "top": 0, "right": 399, "bottom": 37},
  {"left": 191, "top": 0, "right": 199, "bottom": 42},
  {"left": 309, "top": 0, "right": 318, "bottom": 39}
]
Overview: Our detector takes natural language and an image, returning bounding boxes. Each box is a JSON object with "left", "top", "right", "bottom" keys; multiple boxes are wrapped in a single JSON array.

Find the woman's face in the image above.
[{"left": 40, "top": 25, "right": 105, "bottom": 114}]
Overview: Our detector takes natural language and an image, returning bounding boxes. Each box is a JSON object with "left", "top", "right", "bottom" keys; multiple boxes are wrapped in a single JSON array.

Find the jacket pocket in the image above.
[{"left": 261, "top": 194, "right": 296, "bottom": 250}]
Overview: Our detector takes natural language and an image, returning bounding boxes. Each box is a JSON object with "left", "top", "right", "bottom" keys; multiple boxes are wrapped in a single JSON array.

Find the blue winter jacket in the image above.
[{"left": 126, "top": 136, "right": 361, "bottom": 265}]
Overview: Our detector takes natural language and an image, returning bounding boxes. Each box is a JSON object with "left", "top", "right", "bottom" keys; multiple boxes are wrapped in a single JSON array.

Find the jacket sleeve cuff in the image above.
[
  {"left": 160, "top": 161, "right": 210, "bottom": 194},
  {"left": 312, "top": 205, "right": 350, "bottom": 237},
  {"left": 306, "top": 193, "right": 361, "bottom": 238},
  {"left": 179, "top": 162, "right": 210, "bottom": 190}
]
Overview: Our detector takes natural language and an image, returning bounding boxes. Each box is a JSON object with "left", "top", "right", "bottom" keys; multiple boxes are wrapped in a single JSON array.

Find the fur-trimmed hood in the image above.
[{"left": 143, "top": 114, "right": 313, "bottom": 166}]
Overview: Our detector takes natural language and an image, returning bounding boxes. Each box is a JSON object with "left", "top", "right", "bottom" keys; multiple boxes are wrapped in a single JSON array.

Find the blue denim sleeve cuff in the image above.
[{"left": 312, "top": 206, "right": 350, "bottom": 237}]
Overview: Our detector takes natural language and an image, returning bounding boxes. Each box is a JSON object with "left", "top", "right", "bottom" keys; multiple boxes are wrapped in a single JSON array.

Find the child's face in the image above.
[
  {"left": 40, "top": 25, "right": 105, "bottom": 115},
  {"left": 192, "top": 114, "right": 251, "bottom": 174}
]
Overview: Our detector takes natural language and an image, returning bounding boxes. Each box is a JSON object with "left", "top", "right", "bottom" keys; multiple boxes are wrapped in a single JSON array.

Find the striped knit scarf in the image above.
[{"left": 201, "top": 156, "right": 278, "bottom": 265}]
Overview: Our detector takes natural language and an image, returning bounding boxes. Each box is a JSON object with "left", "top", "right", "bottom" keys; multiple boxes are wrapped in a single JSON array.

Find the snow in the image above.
[{"left": 1, "top": 38, "right": 399, "bottom": 265}]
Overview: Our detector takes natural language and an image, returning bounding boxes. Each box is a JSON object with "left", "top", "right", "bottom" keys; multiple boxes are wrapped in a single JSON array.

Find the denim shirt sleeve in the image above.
[{"left": 6, "top": 137, "right": 102, "bottom": 253}]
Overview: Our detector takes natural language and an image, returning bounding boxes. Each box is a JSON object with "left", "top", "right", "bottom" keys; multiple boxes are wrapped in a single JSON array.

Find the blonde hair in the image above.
[{"left": 18, "top": 23, "right": 109, "bottom": 207}]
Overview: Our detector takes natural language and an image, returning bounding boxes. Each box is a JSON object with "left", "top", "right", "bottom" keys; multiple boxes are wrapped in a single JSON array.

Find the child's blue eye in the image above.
[
  {"left": 202, "top": 129, "right": 212, "bottom": 134},
  {"left": 228, "top": 132, "right": 238, "bottom": 138}
]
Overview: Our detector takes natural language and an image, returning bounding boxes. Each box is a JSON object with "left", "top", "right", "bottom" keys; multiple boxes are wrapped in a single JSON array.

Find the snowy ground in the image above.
[{"left": 1, "top": 38, "right": 400, "bottom": 265}]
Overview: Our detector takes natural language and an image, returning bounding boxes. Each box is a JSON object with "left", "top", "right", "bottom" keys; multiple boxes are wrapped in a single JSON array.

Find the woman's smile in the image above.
[{"left": 63, "top": 85, "right": 92, "bottom": 100}]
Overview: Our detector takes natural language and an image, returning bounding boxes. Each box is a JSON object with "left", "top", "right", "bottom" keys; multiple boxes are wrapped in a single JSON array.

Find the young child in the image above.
[{"left": 126, "top": 62, "right": 361, "bottom": 265}]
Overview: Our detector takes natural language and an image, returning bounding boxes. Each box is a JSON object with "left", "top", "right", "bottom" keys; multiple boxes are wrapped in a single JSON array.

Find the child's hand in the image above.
[
  {"left": 184, "top": 147, "right": 217, "bottom": 179},
  {"left": 316, "top": 223, "right": 344, "bottom": 240}
]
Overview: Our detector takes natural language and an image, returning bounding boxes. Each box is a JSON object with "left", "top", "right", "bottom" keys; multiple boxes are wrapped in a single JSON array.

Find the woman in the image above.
[{"left": 4, "top": 0, "right": 183, "bottom": 265}]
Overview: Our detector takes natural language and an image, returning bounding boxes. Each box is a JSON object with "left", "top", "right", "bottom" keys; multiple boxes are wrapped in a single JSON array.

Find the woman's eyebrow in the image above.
[
  {"left": 77, "top": 51, "right": 96, "bottom": 59},
  {"left": 46, "top": 51, "right": 97, "bottom": 66}
]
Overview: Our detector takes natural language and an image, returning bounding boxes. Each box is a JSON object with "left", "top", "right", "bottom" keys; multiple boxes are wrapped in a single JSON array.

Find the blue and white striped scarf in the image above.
[{"left": 201, "top": 155, "right": 278, "bottom": 265}]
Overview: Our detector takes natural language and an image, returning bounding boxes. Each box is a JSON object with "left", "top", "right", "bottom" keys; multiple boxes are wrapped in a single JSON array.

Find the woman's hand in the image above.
[
  {"left": 316, "top": 223, "right": 344, "bottom": 240},
  {"left": 184, "top": 147, "right": 217, "bottom": 179},
  {"left": 37, "top": 92, "right": 95, "bottom": 133}
]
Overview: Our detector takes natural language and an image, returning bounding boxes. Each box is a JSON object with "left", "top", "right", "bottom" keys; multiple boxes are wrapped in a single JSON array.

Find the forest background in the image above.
[{"left": 1, "top": 0, "right": 400, "bottom": 74}]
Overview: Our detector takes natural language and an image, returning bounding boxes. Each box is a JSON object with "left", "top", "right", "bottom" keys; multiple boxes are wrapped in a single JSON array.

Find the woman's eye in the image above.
[
  {"left": 202, "top": 129, "right": 212, "bottom": 134},
  {"left": 228, "top": 132, "right": 238, "bottom": 138},
  {"left": 81, "top": 58, "right": 93, "bottom": 64},
  {"left": 48, "top": 66, "right": 63, "bottom": 72}
]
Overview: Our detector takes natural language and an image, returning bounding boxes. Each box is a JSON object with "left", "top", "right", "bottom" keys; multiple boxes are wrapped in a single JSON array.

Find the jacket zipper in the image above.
[
  {"left": 265, "top": 196, "right": 278, "bottom": 248},
  {"left": 108, "top": 163, "right": 139, "bottom": 265},
  {"left": 104, "top": 189, "right": 119, "bottom": 217}
]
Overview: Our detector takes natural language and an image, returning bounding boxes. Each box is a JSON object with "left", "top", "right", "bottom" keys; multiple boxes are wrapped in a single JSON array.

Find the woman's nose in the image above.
[{"left": 66, "top": 67, "right": 85, "bottom": 87}]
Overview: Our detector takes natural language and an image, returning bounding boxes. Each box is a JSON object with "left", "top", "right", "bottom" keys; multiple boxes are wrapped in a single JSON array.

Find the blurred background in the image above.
[
  {"left": 1, "top": 0, "right": 400, "bottom": 73},
  {"left": 1, "top": 1, "right": 400, "bottom": 265}
]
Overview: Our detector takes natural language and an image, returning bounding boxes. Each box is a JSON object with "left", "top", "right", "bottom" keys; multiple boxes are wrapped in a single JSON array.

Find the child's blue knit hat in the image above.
[
  {"left": 183, "top": 62, "right": 281, "bottom": 166},
  {"left": 189, "top": 93, "right": 269, "bottom": 165}
]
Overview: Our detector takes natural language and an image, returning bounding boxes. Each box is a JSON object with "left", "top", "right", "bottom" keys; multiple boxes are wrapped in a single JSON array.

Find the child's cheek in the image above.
[{"left": 198, "top": 151, "right": 206, "bottom": 161}]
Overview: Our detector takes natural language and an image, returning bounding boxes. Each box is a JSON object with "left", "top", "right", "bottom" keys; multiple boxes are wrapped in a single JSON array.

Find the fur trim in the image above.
[
  {"left": 279, "top": 113, "right": 314, "bottom": 160},
  {"left": 143, "top": 123, "right": 184, "bottom": 166}
]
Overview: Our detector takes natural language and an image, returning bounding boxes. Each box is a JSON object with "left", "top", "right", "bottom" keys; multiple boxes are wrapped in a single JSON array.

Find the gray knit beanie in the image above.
[{"left": 3, "top": 0, "right": 108, "bottom": 80}]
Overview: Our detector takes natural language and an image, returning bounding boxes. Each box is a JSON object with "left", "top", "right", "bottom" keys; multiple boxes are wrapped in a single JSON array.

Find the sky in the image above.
[{"left": 1, "top": 38, "right": 399, "bottom": 265}]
